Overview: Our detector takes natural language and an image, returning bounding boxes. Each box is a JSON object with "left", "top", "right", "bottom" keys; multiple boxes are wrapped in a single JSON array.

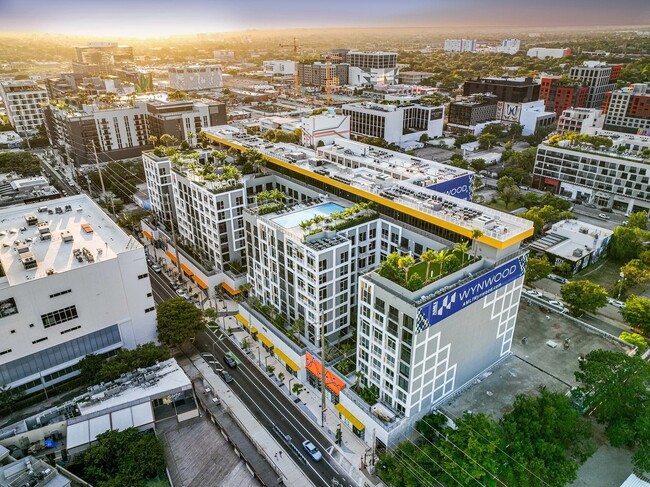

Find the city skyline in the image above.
[{"left": 0, "top": 0, "right": 649, "bottom": 37}]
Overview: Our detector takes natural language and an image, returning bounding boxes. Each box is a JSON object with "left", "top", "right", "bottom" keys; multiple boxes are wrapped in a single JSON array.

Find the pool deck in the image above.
[{"left": 272, "top": 202, "right": 346, "bottom": 229}]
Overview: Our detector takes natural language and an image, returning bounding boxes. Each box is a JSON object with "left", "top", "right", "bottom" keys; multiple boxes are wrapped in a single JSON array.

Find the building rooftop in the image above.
[
  {"left": 529, "top": 219, "right": 613, "bottom": 261},
  {"left": 204, "top": 126, "right": 534, "bottom": 246},
  {"left": 0, "top": 456, "right": 69, "bottom": 487},
  {"left": 0, "top": 195, "right": 137, "bottom": 287}
]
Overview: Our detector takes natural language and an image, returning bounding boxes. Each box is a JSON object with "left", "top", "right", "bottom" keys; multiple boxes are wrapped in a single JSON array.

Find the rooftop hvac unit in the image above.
[
  {"left": 61, "top": 231, "right": 73, "bottom": 243},
  {"left": 572, "top": 248, "right": 584, "bottom": 257},
  {"left": 23, "top": 214, "right": 37, "bottom": 226}
]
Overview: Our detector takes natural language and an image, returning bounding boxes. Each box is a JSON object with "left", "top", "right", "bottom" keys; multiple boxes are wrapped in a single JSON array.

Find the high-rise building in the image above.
[
  {"left": 463, "top": 77, "right": 540, "bottom": 103},
  {"left": 539, "top": 77, "right": 589, "bottom": 116},
  {"left": 297, "top": 62, "right": 349, "bottom": 87},
  {"left": 44, "top": 98, "right": 226, "bottom": 165},
  {"left": 329, "top": 50, "right": 399, "bottom": 85},
  {"left": 0, "top": 80, "right": 49, "bottom": 134},
  {"left": 568, "top": 61, "right": 621, "bottom": 109},
  {"left": 443, "top": 39, "right": 477, "bottom": 53},
  {"left": 495, "top": 38, "right": 521, "bottom": 55},
  {"left": 602, "top": 83, "right": 650, "bottom": 134},
  {"left": 72, "top": 42, "right": 134, "bottom": 76},
  {"left": 168, "top": 65, "right": 223, "bottom": 91},
  {"left": 342, "top": 102, "right": 444, "bottom": 145},
  {"left": 0, "top": 195, "right": 157, "bottom": 394},
  {"left": 526, "top": 47, "right": 571, "bottom": 59}
]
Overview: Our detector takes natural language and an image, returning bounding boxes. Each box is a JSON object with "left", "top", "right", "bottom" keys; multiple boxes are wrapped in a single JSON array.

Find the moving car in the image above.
[
  {"left": 607, "top": 298, "right": 626, "bottom": 309},
  {"left": 584, "top": 203, "right": 597, "bottom": 209},
  {"left": 221, "top": 370, "right": 234, "bottom": 383},
  {"left": 224, "top": 355, "right": 237, "bottom": 368},
  {"left": 547, "top": 300, "right": 569, "bottom": 313},
  {"left": 151, "top": 264, "right": 162, "bottom": 273},
  {"left": 598, "top": 213, "right": 611, "bottom": 220},
  {"left": 176, "top": 289, "right": 188, "bottom": 299},
  {"left": 523, "top": 289, "right": 543, "bottom": 297},
  {"left": 548, "top": 274, "right": 569, "bottom": 284},
  {"left": 302, "top": 440, "right": 322, "bottom": 461},
  {"left": 599, "top": 207, "right": 613, "bottom": 213}
]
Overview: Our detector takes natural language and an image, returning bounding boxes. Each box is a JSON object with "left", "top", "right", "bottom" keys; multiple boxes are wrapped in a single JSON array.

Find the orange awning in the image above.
[
  {"left": 180, "top": 263, "right": 193, "bottom": 276},
  {"left": 143, "top": 230, "right": 153, "bottom": 241},
  {"left": 221, "top": 282, "right": 241, "bottom": 296},
  {"left": 192, "top": 275, "right": 209, "bottom": 289},
  {"left": 165, "top": 251, "right": 177, "bottom": 263},
  {"left": 305, "top": 352, "right": 346, "bottom": 396}
]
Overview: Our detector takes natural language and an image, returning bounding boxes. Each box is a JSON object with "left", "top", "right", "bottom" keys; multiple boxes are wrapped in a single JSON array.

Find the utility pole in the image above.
[
  {"left": 91, "top": 140, "right": 114, "bottom": 216},
  {"left": 280, "top": 37, "right": 300, "bottom": 98},
  {"left": 164, "top": 192, "right": 183, "bottom": 282},
  {"left": 320, "top": 313, "right": 326, "bottom": 428}
]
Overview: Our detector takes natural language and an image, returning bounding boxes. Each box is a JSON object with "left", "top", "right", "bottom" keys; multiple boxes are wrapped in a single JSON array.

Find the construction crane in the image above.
[
  {"left": 279, "top": 37, "right": 300, "bottom": 98},
  {"left": 323, "top": 54, "right": 343, "bottom": 105}
]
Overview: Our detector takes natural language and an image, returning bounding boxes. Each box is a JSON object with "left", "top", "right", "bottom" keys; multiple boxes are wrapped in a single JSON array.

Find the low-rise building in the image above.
[
  {"left": 399, "top": 71, "right": 433, "bottom": 85},
  {"left": 168, "top": 65, "right": 223, "bottom": 91},
  {"left": 342, "top": 102, "right": 444, "bottom": 146},
  {"left": 444, "top": 39, "right": 477, "bottom": 53},
  {"left": 214, "top": 50, "right": 237, "bottom": 62},
  {"left": 556, "top": 107, "right": 602, "bottom": 134},
  {"left": 0, "top": 80, "right": 49, "bottom": 135},
  {"left": 263, "top": 60, "right": 295, "bottom": 75},
  {"left": 527, "top": 47, "right": 571, "bottom": 59},
  {"left": 539, "top": 77, "right": 589, "bottom": 116},
  {"left": 259, "top": 116, "right": 301, "bottom": 134},
  {"left": 0, "top": 131, "right": 23, "bottom": 149},
  {"left": 0, "top": 195, "right": 157, "bottom": 394},
  {"left": 447, "top": 95, "right": 499, "bottom": 134},
  {"left": 529, "top": 219, "right": 613, "bottom": 274},
  {"left": 495, "top": 38, "right": 521, "bottom": 55},
  {"left": 0, "top": 454, "right": 71, "bottom": 487},
  {"left": 301, "top": 113, "right": 350, "bottom": 148},
  {"left": 463, "top": 76, "right": 540, "bottom": 104}
]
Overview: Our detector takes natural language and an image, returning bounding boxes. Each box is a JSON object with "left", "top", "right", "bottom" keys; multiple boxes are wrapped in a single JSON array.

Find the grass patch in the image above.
[{"left": 574, "top": 259, "right": 622, "bottom": 290}]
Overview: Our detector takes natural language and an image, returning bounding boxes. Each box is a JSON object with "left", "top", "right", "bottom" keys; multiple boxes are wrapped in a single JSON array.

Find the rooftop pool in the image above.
[{"left": 272, "top": 202, "right": 346, "bottom": 229}]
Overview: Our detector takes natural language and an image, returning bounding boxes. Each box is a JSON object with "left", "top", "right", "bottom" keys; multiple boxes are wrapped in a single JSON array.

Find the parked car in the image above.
[
  {"left": 584, "top": 203, "right": 597, "bottom": 209},
  {"left": 176, "top": 289, "right": 189, "bottom": 299},
  {"left": 547, "top": 300, "right": 570, "bottom": 313},
  {"left": 302, "top": 440, "right": 322, "bottom": 461},
  {"left": 599, "top": 207, "right": 613, "bottom": 213},
  {"left": 221, "top": 370, "right": 234, "bottom": 383},
  {"left": 607, "top": 298, "right": 626, "bottom": 309},
  {"left": 224, "top": 355, "right": 237, "bottom": 368},
  {"left": 598, "top": 213, "right": 611, "bottom": 220},
  {"left": 151, "top": 264, "right": 162, "bottom": 273},
  {"left": 548, "top": 274, "right": 569, "bottom": 284},
  {"left": 523, "top": 289, "right": 543, "bottom": 297}
]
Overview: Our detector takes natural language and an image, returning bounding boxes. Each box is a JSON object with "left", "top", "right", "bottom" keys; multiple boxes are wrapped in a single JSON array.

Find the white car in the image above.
[
  {"left": 598, "top": 213, "right": 611, "bottom": 220},
  {"left": 607, "top": 298, "right": 626, "bottom": 309},
  {"left": 524, "top": 289, "right": 543, "bottom": 297},
  {"left": 547, "top": 300, "right": 569, "bottom": 313},
  {"left": 151, "top": 264, "right": 162, "bottom": 273},
  {"left": 176, "top": 289, "right": 189, "bottom": 299}
]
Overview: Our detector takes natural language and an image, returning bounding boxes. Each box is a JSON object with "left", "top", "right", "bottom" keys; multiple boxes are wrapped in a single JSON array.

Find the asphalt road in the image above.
[{"left": 146, "top": 264, "right": 353, "bottom": 487}]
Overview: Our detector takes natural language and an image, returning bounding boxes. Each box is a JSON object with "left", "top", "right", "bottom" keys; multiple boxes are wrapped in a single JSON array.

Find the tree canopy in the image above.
[
  {"left": 78, "top": 343, "right": 169, "bottom": 385},
  {"left": 560, "top": 280, "right": 608, "bottom": 316},
  {"left": 609, "top": 224, "right": 650, "bottom": 263},
  {"left": 0, "top": 151, "right": 41, "bottom": 176},
  {"left": 622, "top": 295, "right": 650, "bottom": 335},
  {"left": 156, "top": 297, "right": 205, "bottom": 347},
  {"left": 525, "top": 256, "right": 553, "bottom": 284}
]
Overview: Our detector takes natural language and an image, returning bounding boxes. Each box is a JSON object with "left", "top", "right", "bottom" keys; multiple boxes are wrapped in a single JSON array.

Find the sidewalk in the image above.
[{"left": 224, "top": 316, "right": 370, "bottom": 483}]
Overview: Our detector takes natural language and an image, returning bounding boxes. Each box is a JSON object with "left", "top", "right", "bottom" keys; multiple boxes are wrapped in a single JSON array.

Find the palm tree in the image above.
[
  {"left": 420, "top": 249, "right": 437, "bottom": 281},
  {"left": 434, "top": 249, "right": 452, "bottom": 278},
  {"left": 455, "top": 240, "right": 471, "bottom": 266},
  {"left": 471, "top": 229, "right": 484, "bottom": 260},
  {"left": 398, "top": 255, "right": 416, "bottom": 282},
  {"left": 148, "top": 135, "right": 158, "bottom": 146}
]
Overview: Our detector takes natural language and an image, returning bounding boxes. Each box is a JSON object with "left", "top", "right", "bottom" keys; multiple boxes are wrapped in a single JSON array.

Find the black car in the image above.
[
  {"left": 221, "top": 370, "right": 234, "bottom": 383},
  {"left": 599, "top": 207, "right": 613, "bottom": 213},
  {"left": 224, "top": 355, "right": 237, "bottom": 368}
]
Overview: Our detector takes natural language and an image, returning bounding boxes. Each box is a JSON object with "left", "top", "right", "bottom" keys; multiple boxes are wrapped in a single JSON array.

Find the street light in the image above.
[
  {"left": 617, "top": 271, "right": 625, "bottom": 300},
  {"left": 288, "top": 377, "right": 294, "bottom": 391}
]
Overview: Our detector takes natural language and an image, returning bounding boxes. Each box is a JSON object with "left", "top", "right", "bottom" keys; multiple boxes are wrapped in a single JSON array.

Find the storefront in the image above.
[
  {"left": 335, "top": 403, "right": 366, "bottom": 440},
  {"left": 305, "top": 352, "right": 346, "bottom": 405}
]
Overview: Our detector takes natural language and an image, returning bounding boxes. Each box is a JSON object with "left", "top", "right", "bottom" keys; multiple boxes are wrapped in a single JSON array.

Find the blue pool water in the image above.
[{"left": 273, "top": 202, "right": 345, "bottom": 228}]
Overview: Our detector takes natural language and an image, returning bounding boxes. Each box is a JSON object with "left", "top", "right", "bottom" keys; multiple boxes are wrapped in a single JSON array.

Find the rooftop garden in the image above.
[
  {"left": 377, "top": 241, "right": 478, "bottom": 292},
  {"left": 546, "top": 132, "right": 650, "bottom": 162},
  {"left": 256, "top": 188, "right": 286, "bottom": 215},
  {"left": 300, "top": 201, "right": 378, "bottom": 235}
]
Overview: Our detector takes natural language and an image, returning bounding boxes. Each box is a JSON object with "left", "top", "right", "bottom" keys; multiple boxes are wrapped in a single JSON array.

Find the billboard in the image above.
[
  {"left": 499, "top": 102, "right": 522, "bottom": 122},
  {"left": 416, "top": 253, "right": 527, "bottom": 333},
  {"left": 427, "top": 174, "right": 473, "bottom": 201}
]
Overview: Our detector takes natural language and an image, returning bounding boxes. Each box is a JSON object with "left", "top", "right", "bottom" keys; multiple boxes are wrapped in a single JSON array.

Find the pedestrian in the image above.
[
  {"left": 274, "top": 453, "right": 278, "bottom": 460},
  {"left": 279, "top": 451, "right": 282, "bottom": 457}
]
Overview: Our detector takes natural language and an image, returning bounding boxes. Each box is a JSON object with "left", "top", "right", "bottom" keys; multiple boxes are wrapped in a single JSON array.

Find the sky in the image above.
[{"left": 0, "top": 0, "right": 649, "bottom": 37}]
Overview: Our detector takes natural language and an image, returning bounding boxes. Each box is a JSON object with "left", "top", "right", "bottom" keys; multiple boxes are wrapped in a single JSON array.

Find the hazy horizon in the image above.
[{"left": 1, "top": 0, "right": 649, "bottom": 38}]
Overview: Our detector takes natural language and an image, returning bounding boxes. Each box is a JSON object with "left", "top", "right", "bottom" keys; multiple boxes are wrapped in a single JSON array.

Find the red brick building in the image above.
[{"left": 539, "top": 77, "right": 589, "bottom": 117}]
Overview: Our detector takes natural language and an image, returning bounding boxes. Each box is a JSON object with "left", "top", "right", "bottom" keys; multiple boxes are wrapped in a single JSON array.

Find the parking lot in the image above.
[
  {"left": 415, "top": 146, "right": 455, "bottom": 162},
  {"left": 441, "top": 299, "right": 631, "bottom": 420}
]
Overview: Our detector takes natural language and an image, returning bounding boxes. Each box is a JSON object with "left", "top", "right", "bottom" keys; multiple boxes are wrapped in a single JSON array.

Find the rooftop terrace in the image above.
[{"left": 0, "top": 195, "right": 136, "bottom": 287}]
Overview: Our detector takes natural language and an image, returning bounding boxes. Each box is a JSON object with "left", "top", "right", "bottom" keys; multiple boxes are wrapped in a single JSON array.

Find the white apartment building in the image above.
[
  {"left": 0, "top": 80, "right": 49, "bottom": 134},
  {"left": 444, "top": 39, "right": 477, "bottom": 53},
  {"left": 345, "top": 51, "right": 399, "bottom": 86},
  {"left": 142, "top": 151, "right": 174, "bottom": 223},
  {"left": 214, "top": 50, "right": 236, "bottom": 61},
  {"left": 569, "top": 61, "right": 621, "bottom": 109},
  {"left": 0, "top": 195, "right": 157, "bottom": 394},
  {"left": 301, "top": 113, "right": 350, "bottom": 148},
  {"left": 342, "top": 102, "right": 444, "bottom": 146},
  {"left": 526, "top": 47, "right": 571, "bottom": 59},
  {"left": 263, "top": 60, "right": 295, "bottom": 75},
  {"left": 168, "top": 65, "right": 223, "bottom": 91},
  {"left": 556, "top": 107, "right": 602, "bottom": 134},
  {"left": 495, "top": 38, "right": 521, "bottom": 55},
  {"left": 532, "top": 140, "right": 650, "bottom": 213},
  {"left": 603, "top": 83, "right": 650, "bottom": 134}
]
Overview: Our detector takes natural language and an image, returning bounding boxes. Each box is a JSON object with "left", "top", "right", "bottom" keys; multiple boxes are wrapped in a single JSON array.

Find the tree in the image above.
[
  {"left": 628, "top": 210, "right": 648, "bottom": 230},
  {"left": 508, "top": 122, "right": 524, "bottom": 140},
  {"left": 480, "top": 123, "right": 507, "bottom": 139},
  {"left": 455, "top": 240, "right": 470, "bottom": 266},
  {"left": 278, "top": 372, "right": 285, "bottom": 383},
  {"left": 471, "top": 229, "right": 483, "bottom": 259},
  {"left": 497, "top": 176, "right": 520, "bottom": 209},
  {"left": 525, "top": 256, "right": 553, "bottom": 284},
  {"left": 266, "top": 365, "right": 275, "bottom": 375},
  {"left": 574, "top": 350, "right": 650, "bottom": 471},
  {"left": 619, "top": 331, "right": 648, "bottom": 355},
  {"left": 469, "top": 157, "right": 486, "bottom": 172},
  {"left": 397, "top": 255, "right": 415, "bottom": 281},
  {"left": 292, "top": 383, "right": 304, "bottom": 397},
  {"left": 70, "top": 428, "right": 165, "bottom": 487},
  {"left": 78, "top": 344, "right": 169, "bottom": 385},
  {"left": 622, "top": 295, "right": 650, "bottom": 335},
  {"left": 454, "top": 134, "right": 477, "bottom": 148},
  {"left": 156, "top": 297, "right": 205, "bottom": 347},
  {"left": 609, "top": 225, "right": 650, "bottom": 262},
  {"left": 420, "top": 249, "right": 437, "bottom": 281},
  {"left": 560, "top": 280, "right": 608, "bottom": 316},
  {"left": 0, "top": 151, "right": 42, "bottom": 176},
  {"left": 478, "top": 133, "right": 497, "bottom": 150}
]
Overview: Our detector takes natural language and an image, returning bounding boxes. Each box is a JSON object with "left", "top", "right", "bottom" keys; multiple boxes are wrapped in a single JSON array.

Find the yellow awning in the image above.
[
  {"left": 335, "top": 403, "right": 365, "bottom": 431},
  {"left": 221, "top": 282, "right": 241, "bottom": 296},
  {"left": 180, "top": 263, "right": 193, "bottom": 276},
  {"left": 192, "top": 275, "right": 209, "bottom": 289},
  {"left": 251, "top": 327, "right": 258, "bottom": 334},
  {"left": 235, "top": 313, "right": 250, "bottom": 329},
  {"left": 274, "top": 348, "right": 300, "bottom": 372},
  {"left": 258, "top": 333, "right": 274, "bottom": 349},
  {"left": 143, "top": 230, "right": 154, "bottom": 241},
  {"left": 165, "top": 251, "right": 177, "bottom": 263}
]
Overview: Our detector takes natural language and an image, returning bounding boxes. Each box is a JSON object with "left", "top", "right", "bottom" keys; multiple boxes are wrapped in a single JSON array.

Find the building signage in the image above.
[
  {"left": 427, "top": 174, "right": 473, "bottom": 201},
  {"left": 416, "top": 254, "right": 527, "bottom": 333}
]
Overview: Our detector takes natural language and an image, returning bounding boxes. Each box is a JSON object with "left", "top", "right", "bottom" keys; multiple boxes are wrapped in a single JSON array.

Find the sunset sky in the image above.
[{"left": 0, "top": 0, "right": 648, "bottom": 37}]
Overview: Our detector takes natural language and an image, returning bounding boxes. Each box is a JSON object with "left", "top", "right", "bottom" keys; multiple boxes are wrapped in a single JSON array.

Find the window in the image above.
[
  {"left": 41, "top": 306, "right": 78, "bottom": 328},
  {"left": 375, "top": 297, "right": 385, "bottom": 314},
  {"left": 61, "top": 325, "right": 81, "bottom": 334},
  {"left": 147, "top": 292, "right": 153, "bottom": 298},
  {"left": 138, "top": 273, "right": 148, "bottom": 280},
  {"left": 145, "top": 306, "right": 155, "bottom": 313},
  {"left": 0, "top": 349, "right": 11, "bottom": 356},
  {"left": 32, "top": 337, "right": 48, "bottom": 344},
  {"left": 49, "top": 289, "right": 71, "bottom": 298}
]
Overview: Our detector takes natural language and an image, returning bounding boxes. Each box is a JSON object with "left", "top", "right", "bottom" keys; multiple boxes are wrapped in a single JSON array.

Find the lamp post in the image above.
[
  {"left": 257, "top": 347, "right": 261, "bottom": 367},
  {"left": 617, "top": 271, "right": 625, "bottom": 300},
  {"left": 288, "top": 377, "right": 294, "bottom": 391}
]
